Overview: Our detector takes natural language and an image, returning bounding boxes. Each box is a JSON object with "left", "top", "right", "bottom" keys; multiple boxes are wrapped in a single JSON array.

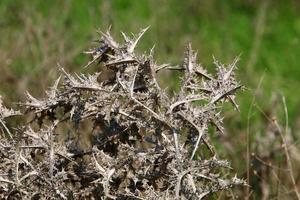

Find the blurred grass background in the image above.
[{"left": 1, "top": 0, "right": 300, "bottom": 199}]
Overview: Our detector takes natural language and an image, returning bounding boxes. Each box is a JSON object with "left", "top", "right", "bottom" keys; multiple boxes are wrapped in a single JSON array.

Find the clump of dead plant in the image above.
[{"left": 0, "top": 27, "right": 245, "bottom": 199}]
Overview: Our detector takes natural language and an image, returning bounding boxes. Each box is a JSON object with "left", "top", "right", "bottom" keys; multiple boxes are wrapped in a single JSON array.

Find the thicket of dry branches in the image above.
[{"left": 0, "top": 27, "right": 246, "bottom": 199}]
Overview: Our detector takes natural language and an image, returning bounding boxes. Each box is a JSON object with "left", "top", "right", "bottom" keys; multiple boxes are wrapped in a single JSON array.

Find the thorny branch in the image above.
[{"left": 0, "top": 27, "right": 245, "bottom": 199}]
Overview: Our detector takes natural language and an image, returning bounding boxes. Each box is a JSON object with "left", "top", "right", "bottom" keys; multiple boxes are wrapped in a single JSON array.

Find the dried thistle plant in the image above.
[{"left": 0, "top": 27, "right": 246, "bottom": 199}]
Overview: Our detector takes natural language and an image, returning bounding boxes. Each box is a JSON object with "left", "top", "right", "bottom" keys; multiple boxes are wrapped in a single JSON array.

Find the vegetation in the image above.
[
  {"left": 0, "top": 27, "right": 246, "bottom": 199},
  {"left": 0, "top": 0, "right": 300, "bottom": 199}
]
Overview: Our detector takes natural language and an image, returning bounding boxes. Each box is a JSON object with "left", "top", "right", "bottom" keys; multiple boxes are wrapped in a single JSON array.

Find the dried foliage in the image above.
[
  {"left": 249, "top": 95, "right": 300, "bottom": 200},
  {"left": 0, "top": 27, "right": 245, "bottom": 199}
]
